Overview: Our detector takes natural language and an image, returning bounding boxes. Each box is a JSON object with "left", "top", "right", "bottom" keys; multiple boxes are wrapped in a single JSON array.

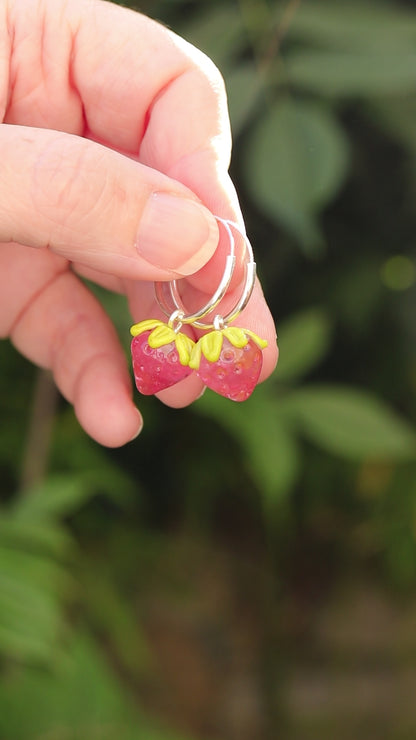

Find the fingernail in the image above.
[
  {"left": 196, "top": 386, "right": 207, "bottom": 401},
  {"left": 136, "top": 193, "right": 219, "bottom": 275},
  {"left": 129, "top": 410, "right": 144, "bottom": 442}
]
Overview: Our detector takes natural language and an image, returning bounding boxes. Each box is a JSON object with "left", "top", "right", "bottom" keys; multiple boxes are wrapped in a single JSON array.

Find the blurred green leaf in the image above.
[
  {"left": 284, "top": 50, "right": 416, "bottom": 97},
  {"left": 279, "top": 0, "right": 416, "bottom": 51},
  {"left": 0, "top": 546, "right": 70, "bottom": 663},
  {"left": 282, "top": 385, "right": 416, "bottom": 460},
  {"left": 375, "top": 466, "right": 416, "bottom": 587},
  {"left": 244, "top": 98, "right": 349, "bottom": 251},
  {"left": 13, "top": 470, "right": 136, "bottom": 522},
  {"left": 384, "top": 527, "right": 416, "bottom": 589},
  {"left": 0, "top": 632, "right": 194, "bottom": 740},
  {"left": 0, "top": 545, "right": 72, "bottom": 596},
  {"left": 0, "top": 342, "right": 34, "bottom": 472},
  {"left": 275, "top": 308, "right": 332, "bottom": 383},
  {"left": 13, "top": 474, "right": 99, "bottom": 521},
  {"left": 329, "top": 257, "right": 385, "bottom": 334},
  {"left": 365, "top": 95, "right": 416, "bottom": 156},
  {"left": 0, "top": 621, "right": 58, "bottom": 666},
  {"left": 225, "top": 62, "right": 263, "bottom": 135},
  {"left": 196, "top": 389, "right": 300, "bottom": 502},
  {"left": 0, "top": 516, "right": 73, "bottom": 558},
  {"left": 81, "top": 567, "right": 151, "bottom": 678}
]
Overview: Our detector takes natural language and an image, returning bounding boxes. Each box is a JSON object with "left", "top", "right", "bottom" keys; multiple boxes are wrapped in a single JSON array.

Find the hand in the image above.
[{"left": 0, "top": 0, "right": 278, "bottom": 446}]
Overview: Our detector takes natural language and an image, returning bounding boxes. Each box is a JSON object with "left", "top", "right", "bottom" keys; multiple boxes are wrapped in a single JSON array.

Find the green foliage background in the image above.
[{"left": 2, "top": 1, "right": 416, "bottom": 738}]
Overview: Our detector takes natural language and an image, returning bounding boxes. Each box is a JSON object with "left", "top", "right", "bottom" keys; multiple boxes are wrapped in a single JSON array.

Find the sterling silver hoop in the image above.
[{"left": 154, "top": 217, "right": 256, "bottom": 331}]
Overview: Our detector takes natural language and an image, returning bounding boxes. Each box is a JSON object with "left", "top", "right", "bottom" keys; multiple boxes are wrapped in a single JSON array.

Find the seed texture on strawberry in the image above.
[
  {"left": 130, "top": 320, "right": 195, "bottom": 395},
  {"left": 189, "top": 327, "right": 267, "bottom": 402}
]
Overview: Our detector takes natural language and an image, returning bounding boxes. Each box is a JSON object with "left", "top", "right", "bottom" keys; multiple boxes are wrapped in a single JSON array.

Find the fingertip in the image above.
[
  {"left": 128, "top": 409, "right": 144, "bottom": 442},
  {"left": 74, "top": 356, "right": 143, "bottom": 447}
]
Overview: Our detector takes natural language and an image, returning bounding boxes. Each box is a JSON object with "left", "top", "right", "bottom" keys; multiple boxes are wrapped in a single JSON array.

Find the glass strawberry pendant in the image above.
[
  {"left": 189, "top": 327, "right": 268, "bottom": 402},
  {"left": 130, "top": 320, "right": 194, "bottom": 395}
]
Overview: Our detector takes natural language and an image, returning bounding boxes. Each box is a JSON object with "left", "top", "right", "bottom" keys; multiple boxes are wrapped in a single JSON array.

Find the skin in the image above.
[{"left": 0, "top": 0, "right": 278, "bottom": 447}]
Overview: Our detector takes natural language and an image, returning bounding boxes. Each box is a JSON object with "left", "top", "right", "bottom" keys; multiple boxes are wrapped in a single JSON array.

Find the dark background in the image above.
[{"left": 1, "top": 1, "right": 416, "bottom": 738}]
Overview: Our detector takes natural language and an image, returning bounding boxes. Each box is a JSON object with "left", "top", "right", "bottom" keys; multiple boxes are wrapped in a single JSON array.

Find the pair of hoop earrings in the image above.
[{"left": 130, "top": 217, "right": 267, "bottom": 402}]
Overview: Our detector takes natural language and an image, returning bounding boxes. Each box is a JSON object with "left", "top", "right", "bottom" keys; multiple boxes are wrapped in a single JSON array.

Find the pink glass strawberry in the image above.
[
  {"left": 189, "top": 327, "right": 267, "bottom": 402},
  {"left": 130, "top": 320, "right": 195, "bottom": 395}
]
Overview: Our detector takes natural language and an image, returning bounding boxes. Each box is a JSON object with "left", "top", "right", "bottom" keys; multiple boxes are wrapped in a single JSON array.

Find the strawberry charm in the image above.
[
  {"left": 130, "top": 320, "right": 194, "bottom": 395},
  {"left": 130, "top": 217, "right": 273, "bottom": 406},
  {"left": 189, "top": 327, "right": 268, "bottom": 402}
]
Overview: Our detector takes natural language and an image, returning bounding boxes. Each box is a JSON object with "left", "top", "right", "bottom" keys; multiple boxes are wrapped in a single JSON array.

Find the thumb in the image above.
[{"left": 0, "top": 126, "right": 219, "bottom": 279}]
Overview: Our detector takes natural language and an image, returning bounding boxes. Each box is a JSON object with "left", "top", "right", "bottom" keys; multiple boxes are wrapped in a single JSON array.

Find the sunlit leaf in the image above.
[
  {"left": 275, "top": 308, "right": 332, "bottom": 383},
  {"left": 282, "top": 385, "right": 416, "bottom": 460},
  {"left": 244, "top": 98, "right": 349, "bottom": 251}
]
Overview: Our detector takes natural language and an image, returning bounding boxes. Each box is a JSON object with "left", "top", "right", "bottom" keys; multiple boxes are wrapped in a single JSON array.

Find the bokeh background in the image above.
[{"left": 2, "top": 0, "right": 416, "bottom": 738}]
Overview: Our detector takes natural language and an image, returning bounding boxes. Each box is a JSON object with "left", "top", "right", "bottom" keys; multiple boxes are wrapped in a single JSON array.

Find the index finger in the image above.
[{"left": 71, "top": 0, "right": 243, "bottom": 289}]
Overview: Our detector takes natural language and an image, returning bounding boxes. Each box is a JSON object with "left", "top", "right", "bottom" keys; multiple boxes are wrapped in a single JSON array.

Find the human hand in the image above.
[{"left": 0, "top": 0, "right": 278, "bottom": 446}]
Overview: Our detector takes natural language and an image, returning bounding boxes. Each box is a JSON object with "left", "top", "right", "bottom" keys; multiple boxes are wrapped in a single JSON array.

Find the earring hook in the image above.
[{"left": 155, "top": 217, "right": 235, "bottom": 324}]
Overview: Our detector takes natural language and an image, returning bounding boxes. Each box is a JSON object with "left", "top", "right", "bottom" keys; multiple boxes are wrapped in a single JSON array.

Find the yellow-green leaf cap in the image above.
[
  {"left": 130, "top": 320, "right": 195, "bottom": 366},
  {"left": 189, "top": 327, "right": 267, "bottom": 370}
]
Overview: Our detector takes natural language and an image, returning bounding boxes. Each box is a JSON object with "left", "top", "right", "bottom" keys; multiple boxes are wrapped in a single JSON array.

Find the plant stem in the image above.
[
  {"left": 261, "top": 0, "right": 303, "bottom": 75},
  {"left": 238, "top": 0, "right": 303, "bottom": 81},
  {"left": 19, "top": 368, "right": 58, "bottom": 493}
]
